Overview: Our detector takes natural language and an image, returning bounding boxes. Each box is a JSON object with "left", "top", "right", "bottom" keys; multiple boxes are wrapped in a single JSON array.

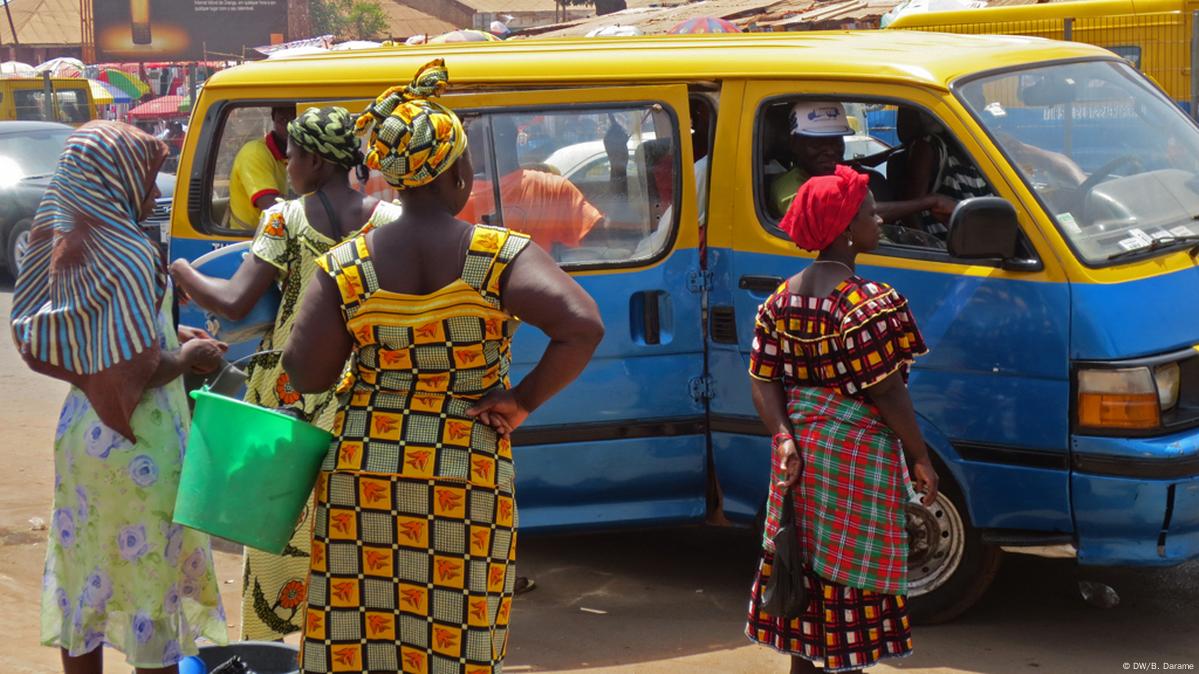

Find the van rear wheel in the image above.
[{"left": 906, "top": 469, "right": 1002, "bottom": 624}]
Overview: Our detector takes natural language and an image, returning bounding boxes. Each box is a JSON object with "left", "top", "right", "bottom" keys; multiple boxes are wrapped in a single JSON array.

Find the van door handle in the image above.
[
  {"left": 739, "top": 275, "right": 784, "bottom": 293},
  {"left": 631, "top": 290, "right": 668, "bottom": 346}
]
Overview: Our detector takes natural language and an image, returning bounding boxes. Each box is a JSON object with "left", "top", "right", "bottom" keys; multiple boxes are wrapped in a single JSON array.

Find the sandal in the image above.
[{"left": 514, "top": 576, "right": 536, "bottom": 595}]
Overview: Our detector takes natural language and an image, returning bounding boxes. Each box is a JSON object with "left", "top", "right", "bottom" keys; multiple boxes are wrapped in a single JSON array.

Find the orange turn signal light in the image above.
[
  {"left": 1076, "top": 367, "right": 1161, "bottom": 430},
  {"left": 1077, "top": 391, "right": 1161, "bottom": 429}
]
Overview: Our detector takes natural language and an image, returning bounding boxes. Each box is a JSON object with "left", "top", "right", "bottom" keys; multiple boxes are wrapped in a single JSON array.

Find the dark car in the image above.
[{"left": 0, "top": 121, "right": 175, "bottom": 273}]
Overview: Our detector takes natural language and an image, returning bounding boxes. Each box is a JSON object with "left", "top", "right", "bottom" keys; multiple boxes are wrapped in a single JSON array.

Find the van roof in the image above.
[{"left": 206, "top": 31, "right": 1112, "bottom": 95}]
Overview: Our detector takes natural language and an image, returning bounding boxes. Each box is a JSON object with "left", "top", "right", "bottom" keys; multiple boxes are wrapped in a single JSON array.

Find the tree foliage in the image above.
[{"left": 310, "top": 0, "right": 390, "bottom": 40}]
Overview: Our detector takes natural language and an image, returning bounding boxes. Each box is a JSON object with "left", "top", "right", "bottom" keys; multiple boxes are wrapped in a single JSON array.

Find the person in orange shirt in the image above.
[{"left": 458, "top": 115, "right": 628, "bottom": 253}]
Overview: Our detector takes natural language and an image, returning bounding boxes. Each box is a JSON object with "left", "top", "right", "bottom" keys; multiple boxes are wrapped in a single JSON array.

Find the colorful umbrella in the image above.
[
  {"left": 127, "top": 95, "right": 189, "bottom": 121},
  {"left": 428, "top": 29, "right": 502, "bottom": 44},
  {"left": 99, "top": 69, "right": 151, "bottom": 100},
  {"left": 667, "top": 16, "right": 742, "bottom": 34},
  {"left": 87, "top": 79, "right": 131, "bottom": 105}
]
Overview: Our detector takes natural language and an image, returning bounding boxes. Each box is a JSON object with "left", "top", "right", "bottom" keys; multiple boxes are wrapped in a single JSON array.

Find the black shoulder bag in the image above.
[{"left": 760, "top": 488, "right": 808, "bottom": 619}]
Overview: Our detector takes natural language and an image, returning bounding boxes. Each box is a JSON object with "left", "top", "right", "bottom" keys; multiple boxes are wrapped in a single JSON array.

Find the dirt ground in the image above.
[{"left": 0, "top": 285, "right": 1196, "bottom": 674}]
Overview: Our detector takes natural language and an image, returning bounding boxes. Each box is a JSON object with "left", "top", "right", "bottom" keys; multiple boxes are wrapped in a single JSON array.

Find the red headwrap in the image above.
[{"left": 779, "top": 165, "right": 870, "bottom": 252}]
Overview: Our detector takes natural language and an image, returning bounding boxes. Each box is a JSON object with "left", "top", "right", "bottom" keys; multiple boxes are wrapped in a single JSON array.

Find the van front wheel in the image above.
[{"left": 905, "top": 473, "right": 1002, "bottom": 624}]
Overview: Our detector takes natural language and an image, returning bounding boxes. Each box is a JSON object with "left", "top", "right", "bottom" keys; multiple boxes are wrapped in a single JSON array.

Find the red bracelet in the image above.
[{"left": 772, "top": 432, "right": 792, "bottom": 448}]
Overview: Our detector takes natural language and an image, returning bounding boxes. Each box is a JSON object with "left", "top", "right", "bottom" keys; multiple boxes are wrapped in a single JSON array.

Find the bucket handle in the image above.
[{"left": 204, "top": 349, "right": 281, "bottom": 392}]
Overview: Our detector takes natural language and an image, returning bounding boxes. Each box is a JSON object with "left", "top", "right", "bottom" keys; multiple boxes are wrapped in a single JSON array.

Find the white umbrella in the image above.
[
  {"left": 585, "top": 24, "right": 643, "bottom": 37},
  {"left": 881, "top": 0, "right": 984, "bottom": 27},
  {"left": 266, "top": 46, "right": 330, "bottom": 60},
  {"left": 331, "top": 40, "right": 382, "bottom": 51},
  {"left": 0, "top": 61, "right": 37, "bottom": 78},
  {"left": 35, "top": 57, "right": 84, "bottom": 78}
]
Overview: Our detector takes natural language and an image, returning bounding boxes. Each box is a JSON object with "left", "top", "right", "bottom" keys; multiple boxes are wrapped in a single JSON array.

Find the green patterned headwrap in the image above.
[{"left": 287, "top": 106, "right": 364, "bottom": 170}]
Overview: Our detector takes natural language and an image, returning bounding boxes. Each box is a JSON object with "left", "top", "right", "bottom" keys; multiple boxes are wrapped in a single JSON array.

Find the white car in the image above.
[{"left": 540, "top": 133, "right": 657, "bottom": 181}]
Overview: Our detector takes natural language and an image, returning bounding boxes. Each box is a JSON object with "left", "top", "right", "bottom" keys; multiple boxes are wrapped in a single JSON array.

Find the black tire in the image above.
[
  {"left": 906, "top": 462, "right": 1003, "bottom": 624},
  {"left": 6, "top": 218, "right": 33, "bottom": 275}
]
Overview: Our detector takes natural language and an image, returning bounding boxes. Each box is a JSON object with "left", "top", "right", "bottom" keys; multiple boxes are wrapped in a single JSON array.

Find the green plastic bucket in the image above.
[{"left": 174, "top": 389, "right": 333, "bottom": 554}]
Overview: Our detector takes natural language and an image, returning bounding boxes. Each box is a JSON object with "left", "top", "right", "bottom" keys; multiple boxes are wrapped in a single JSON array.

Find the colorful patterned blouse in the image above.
[{"left": 749, "top": 275, "right": 928, "bottom": 397}]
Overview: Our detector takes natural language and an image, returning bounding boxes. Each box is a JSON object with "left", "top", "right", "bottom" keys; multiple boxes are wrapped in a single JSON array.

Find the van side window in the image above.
[
  {"left": 13, "top": 90, "right": 46, "bottom": 121},
  {"left": 205, "top": 106, "right": 291, "bottom": 234},
  {"left": 55, "top": 91, "right": 89, "bottom": 124},
  {"left": 756, "top": 98, "right": 994, "bottom": 255},
  {"left": 460, "top": 104, "right": 679, "bottom": 267}
]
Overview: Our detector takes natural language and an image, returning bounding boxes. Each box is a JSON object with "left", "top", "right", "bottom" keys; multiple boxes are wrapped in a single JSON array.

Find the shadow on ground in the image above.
[{"left": 506, "top": 526, "right": 1198, "bottom": 672}]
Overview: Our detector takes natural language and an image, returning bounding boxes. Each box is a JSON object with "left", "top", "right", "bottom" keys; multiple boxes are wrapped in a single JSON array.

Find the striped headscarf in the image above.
[
  {"left": 10, "top": 121, "right": 168, "bottom": 441},
  {"left": 355, "top": 58, "right": 467, "bottom": 189},
  {"left": 288, "top": 106, "right": 364, "bottom": 170}
]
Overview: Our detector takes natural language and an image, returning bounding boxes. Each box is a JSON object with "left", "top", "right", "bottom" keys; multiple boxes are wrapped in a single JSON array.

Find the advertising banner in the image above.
[{"left": 94, "top": 0, "right": 288, "bottom": 61}]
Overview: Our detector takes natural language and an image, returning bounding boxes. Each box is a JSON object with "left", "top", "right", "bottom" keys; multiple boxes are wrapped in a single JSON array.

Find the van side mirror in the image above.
[{"left": 947, "top": 197, "right": 1040, "bottom": 271}]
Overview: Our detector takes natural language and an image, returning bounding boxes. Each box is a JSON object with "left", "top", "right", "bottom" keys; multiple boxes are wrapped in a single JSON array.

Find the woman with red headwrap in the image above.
[{"left": 744, "top": 165, "right": 940, "bottom": 674}]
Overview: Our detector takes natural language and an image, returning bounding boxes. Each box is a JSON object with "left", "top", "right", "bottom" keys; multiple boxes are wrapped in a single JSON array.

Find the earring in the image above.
[{"left": 456, "top": 177, "right": 465, "bottom": 189}]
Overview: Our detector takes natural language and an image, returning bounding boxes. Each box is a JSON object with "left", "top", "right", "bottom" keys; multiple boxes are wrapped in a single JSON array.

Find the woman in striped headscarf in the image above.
[
  {"left": 171, "top": 106, "right": 403, "bottom": 642},
  {"left": 11, "top": 121, "right": 227, "bottom": 672},
  {"left": 281, "top": 59, "right": 603, "bottom": 674}
]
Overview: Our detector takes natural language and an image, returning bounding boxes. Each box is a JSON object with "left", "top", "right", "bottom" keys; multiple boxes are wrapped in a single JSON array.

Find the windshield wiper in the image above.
[{"left": 1107, "top": 234, "right": 1199, "bottom": 261}]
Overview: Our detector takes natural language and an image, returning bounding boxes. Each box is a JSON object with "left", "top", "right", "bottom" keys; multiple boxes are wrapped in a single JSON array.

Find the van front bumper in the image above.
[{"left": 1072, "top": 429, "right": 1199, "bottom": 566}]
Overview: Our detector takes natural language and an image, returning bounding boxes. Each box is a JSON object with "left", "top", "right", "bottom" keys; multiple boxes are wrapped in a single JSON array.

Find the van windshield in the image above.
[{"left": 958, "top": 59, "right": 1199, "bottom": 265}]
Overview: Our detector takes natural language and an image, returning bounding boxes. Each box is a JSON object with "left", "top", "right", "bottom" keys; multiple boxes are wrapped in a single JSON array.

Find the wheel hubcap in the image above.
[
  {"left": 13, "top": 229, "right": 30, "bottom": 272},
  {"left": 905, "top": 493, "right": 966, "bottom": 596}
]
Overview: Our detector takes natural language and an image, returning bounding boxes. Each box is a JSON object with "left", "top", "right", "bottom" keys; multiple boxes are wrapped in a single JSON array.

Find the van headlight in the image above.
[
  {"left": 1076, "top": 363, "right": 1181, "bottom": 430},
  {"left": 1154, "top": 362, "right": 1180, "bottom": 411}
]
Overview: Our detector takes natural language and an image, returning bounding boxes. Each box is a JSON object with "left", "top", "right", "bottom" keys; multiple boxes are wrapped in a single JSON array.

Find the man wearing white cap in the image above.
[{"left": 768, "top": 101, "right": 954, "bottom": 223}]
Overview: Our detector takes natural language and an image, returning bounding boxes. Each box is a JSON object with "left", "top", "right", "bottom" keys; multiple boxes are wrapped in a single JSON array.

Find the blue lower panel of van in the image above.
[
  {"left": 512, "top": 435, "right": 708, "bottom": 531},
  {"left": 710, "top": 431, "right": 770, "bottom": 524},
  {"left": 1072, "top": 430, "right": 1199, "bottom": 565}
]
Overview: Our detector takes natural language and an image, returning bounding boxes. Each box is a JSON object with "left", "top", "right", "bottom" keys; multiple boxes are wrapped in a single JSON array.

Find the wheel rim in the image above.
[
  {"left": 905, "top": 492, "right": 966, "bottom": 596},
  {"left": 13, "top": 228, "right": 30, "bottom": 272}
]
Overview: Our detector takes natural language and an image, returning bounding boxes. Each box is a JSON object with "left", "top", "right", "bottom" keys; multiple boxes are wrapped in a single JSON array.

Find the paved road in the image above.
[{"left": 0, "top": 283, "right": 1195, "bottom": 674}]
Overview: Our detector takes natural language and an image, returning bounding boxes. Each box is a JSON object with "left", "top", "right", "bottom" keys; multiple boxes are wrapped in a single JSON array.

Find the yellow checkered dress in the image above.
[{"left": 303, "top": 225, "right": 531, "bottom": 674}]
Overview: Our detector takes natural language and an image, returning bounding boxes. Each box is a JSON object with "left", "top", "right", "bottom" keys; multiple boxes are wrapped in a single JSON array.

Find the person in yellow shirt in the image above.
[
  {"left": 227, "top": 106, "right": 295, "bottom": 230},
  {"left": 768, "top": 101, "right": 954, "bottom": 224}
]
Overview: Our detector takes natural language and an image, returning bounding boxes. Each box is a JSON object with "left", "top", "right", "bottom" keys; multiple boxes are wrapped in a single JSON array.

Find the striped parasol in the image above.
[
  {"left": 667, "top": 16, "right": 742, "bottom": 34},
  {"left": 428, "top": 29, "right": 502, "bottom": 44},
  {"left": 88, "top": 79, "right": 132, "bottom": 105},
  {"left": 98, "top": 69, "right": 151, "bottom": 100}
]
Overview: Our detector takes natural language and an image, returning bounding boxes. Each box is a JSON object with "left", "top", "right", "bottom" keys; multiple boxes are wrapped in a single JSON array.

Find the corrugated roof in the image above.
[
  {"left": 624, "top": 0, "right": 689, "bottom": 7},
  {"left": 380, "top": 1, "right": 457, "bottom": 37},
  {"left": 0, "top": 0, "right": 82, "bottom": 46},
  {"left": 455, "top": 0, "right": 594, "bottom": 12}
]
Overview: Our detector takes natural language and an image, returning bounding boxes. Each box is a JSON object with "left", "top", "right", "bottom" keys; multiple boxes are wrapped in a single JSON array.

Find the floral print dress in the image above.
[{"left": 40, "top": 287, "right": 227, "bottom": 668}]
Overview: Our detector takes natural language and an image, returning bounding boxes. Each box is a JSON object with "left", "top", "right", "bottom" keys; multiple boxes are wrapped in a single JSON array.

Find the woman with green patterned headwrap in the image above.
[
  {"left": 281, "top": 59, "right": 604, "bottom": 674},
  {"left": 170, "top": 105, "right": 403, "bottom": 642}
]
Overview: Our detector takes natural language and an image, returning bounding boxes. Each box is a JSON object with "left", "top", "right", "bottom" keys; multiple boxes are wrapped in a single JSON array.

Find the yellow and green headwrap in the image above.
[{"left": 355, "top": 58, "right": 467, "bottom": 190}]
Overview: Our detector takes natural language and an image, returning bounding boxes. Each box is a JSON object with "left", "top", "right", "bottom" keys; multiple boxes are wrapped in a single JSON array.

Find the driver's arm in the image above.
[{"left": 1002, "top": 134, "right": 1086, "bottom": 185}]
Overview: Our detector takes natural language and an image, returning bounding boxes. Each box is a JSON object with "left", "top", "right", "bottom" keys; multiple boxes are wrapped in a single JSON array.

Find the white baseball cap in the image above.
[{"left": 789, "top": 101, "right": 854, "bottom": 137}]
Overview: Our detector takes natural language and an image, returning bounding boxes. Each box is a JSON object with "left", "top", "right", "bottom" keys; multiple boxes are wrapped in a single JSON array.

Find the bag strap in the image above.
[{"left": 313, "top": 189, "right": 344, "bottom": 237}]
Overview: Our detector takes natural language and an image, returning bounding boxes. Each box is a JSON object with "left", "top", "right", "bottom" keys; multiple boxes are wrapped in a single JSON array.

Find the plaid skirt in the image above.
[
  {"left": 301, "top": 470, "right": 517, "bottom": 674},
  {"left": 745, "top": 553, "right": 913, "bottom": 672}
]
